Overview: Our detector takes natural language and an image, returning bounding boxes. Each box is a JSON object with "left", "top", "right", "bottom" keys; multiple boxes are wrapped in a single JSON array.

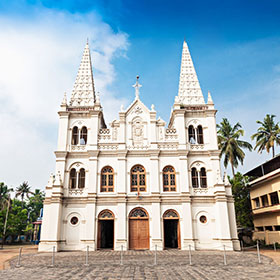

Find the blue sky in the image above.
[{"left": 1, "top": 0, "right": 280, "bottom": 189}]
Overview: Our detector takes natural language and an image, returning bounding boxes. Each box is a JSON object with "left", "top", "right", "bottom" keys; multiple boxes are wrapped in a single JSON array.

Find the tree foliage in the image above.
[
  {"left": 251, "top": 114, "right": 280, "bottom": 158},
  {"left": 16, "top": 181, "right": 34, "bottom": 207},
  {"left": 217, "top": 118, "right": 252, "bottom": 175},
  {"left": 230, "top": 172, "right": 253, "bottom": 228},
  {"left": 0, "top": 182, "right": 13, "bottom": 211},
  {"left": 0, "top": 181, "right": 44, "bottom": 243},
  {"left": 27, "top": 189, "right": 44, "bottom": 223}
]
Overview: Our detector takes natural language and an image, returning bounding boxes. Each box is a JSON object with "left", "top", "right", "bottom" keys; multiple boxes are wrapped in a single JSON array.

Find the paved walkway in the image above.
[
  {"left": 0, "top": 245, "right": 38, "bottom": 270},
  {"left": 1, "top": 250, "right": 280, "bottom": 279}
]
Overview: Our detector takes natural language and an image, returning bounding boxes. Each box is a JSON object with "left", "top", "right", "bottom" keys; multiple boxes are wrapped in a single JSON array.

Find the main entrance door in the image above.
[
  {"left": 97, "top": 210, "right": 114, "bottom": 249},
  {"left": 163, "top": 210, "right": 181, "bottom": 249},
  {"left": 129, "top": 208, "right": 149, "bottom": 250}
]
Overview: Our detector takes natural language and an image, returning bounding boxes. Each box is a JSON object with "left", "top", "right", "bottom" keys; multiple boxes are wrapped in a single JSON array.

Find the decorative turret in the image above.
[
  {"left": 207, "top": 90, "right": 215, "bottom": 109},
  {"left": 176, "top": 41, "right": 205, "bottom": 105},
  {"left": 69, "top": 41, "right": 96, "bottom": 106},
  {"left": 61, "top": 92, "right": 67, "bottom": 106}
]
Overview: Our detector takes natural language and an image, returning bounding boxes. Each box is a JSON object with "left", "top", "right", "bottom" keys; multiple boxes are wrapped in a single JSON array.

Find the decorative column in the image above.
[
  {"left": 39, "top": 175, "right": 63, "bottom": 252},
  {"left": 116, "top": 151, "right": 127, "bottom": 250},
  {"left": 214, "top": 184, "right": 233, "bottom": 250},
  {"left": 151, "top": 201, "right": 162, "bottom": 250}
]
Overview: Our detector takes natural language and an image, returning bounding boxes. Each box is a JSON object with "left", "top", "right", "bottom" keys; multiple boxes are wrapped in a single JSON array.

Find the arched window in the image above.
[
  {"left": 129, "top": 208, "right": 148, "bottom": 218},
  {"left": 70, "top": 168, "right": 77, "bottom": 188},
  {"left": 163, "top": 166, "right": 176, "bottom": 191},
  {"left": 188, "top": 125, "right": 196, "bottom": 144},
  {"left": 101, "top": 166, "right": 114, "bottom": 192},
  {"left": 200, "top": 167, "right": 207, "bottom": 188},
  {"left": 72, "top": 126, "right": 79, "bottom": 145},
  {"left": 98, "top": 210, "right": 114, "bottom": 219},
  {"left": 191, "top": 167, "right": 199, "bottom": 188},
  {"left": 163, "top": 209, "right": 179, "bottom": 218},
  {"left": 197, "top": 125, "right": 204, "bottom": 144},
  {"left": 78, "top": 168, "right": 85, "bottom": 188},
  {"left": 80, "top": 126, "right": 87, "bottom": 145},
  {"left": 131, "top": 165, "right": 146, "bottom": 192}
]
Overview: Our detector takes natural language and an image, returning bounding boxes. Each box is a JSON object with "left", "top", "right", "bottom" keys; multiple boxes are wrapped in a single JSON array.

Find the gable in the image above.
[{"left": 125, "top": 98, "right": 151, "bottom": 123}]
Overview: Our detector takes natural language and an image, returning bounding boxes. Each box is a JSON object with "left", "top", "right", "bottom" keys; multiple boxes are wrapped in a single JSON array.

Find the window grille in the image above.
[
  {"left": 130, "top": 165, "right": 146, "bottom": 192},
  {"left": 163, "top": 166, "right": 176, "bottom": 191},
  {"left": 101, "top": 166, "right": 114, "bottom": 192}
]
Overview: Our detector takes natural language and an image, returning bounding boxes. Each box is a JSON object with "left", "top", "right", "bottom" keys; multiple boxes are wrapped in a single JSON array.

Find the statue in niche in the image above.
[
  {"left": 132, "top": 118, "right": 144, "bottom": 145},
  {"left": 159, "top": 127, "right": 163, "bottom": 140},
  {"left": 112, "top": 127, "right": 117, "bottom": 141}
]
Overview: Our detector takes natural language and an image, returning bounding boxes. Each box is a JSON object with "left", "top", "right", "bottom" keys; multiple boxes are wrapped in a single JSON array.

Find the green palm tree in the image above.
[
  {"left": 16, "top": 181, "right": 34, "bottom": 207},
  {"left": 0, "top": 182, "right": 13, "bottom": 210},
  {"left": 251, "top": 114, "right": 280, "bottom": 158},
  {"left": 217, "top": 118, "right": 253, "bottom": 176}
]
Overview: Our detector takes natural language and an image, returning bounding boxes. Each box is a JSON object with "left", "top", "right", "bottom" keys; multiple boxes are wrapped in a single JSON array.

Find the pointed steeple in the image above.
[
  {"left": 176, "top": 41, "right": 205, "bottom": 105},
  {"left": 70, "top": 41, "right": 96, "bottom": 106}
]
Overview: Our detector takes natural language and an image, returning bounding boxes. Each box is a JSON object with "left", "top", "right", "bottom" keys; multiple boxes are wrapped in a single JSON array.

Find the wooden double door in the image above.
[{"left": 129, "top": 208, "right": 149, "bottom": 250}]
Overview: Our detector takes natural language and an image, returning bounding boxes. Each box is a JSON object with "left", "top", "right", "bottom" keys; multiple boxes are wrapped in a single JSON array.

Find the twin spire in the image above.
[
  {"left": 68, "top": 40, "right": 213, "bottom": 108},
  {"left": 69, "top": 41, "right": 96, "bottom": 106},
  {"left": 177, "top": 41, "right": 206, "bottom": 105}
]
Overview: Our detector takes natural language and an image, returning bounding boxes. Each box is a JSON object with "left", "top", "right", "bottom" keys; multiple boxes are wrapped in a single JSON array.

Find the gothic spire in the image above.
[
  {"left": 69, "top": 41, "right": 96, "bottom": 106},
  {"left": 176, "top": 41, "right": 205, "bottom": 105}
]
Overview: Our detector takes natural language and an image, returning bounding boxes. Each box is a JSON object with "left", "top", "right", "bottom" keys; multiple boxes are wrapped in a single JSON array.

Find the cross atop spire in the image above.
[
  {"left": 69, "top": 41, "right": 96, "bottom": 106},
  {"left": 176, "top": 41, "right": 205, "bottom": 105},
  {"left": 132, "top": 75, "right": 142, "bottom": 99}
]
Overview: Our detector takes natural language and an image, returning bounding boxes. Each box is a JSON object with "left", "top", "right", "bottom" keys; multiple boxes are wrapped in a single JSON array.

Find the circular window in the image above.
[
  {"left": 70, "top": 216, "right": 79, "bottom": 225},
  {"left": 199, "top": 215, "right": 207, "bottom": 224}
]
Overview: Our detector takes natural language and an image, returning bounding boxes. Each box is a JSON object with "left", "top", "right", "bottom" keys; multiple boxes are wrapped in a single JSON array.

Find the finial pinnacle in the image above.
[
  {"left": 61, "top": 92, "right": 67, "bottom": 105},
  {"left": 96, "top": 91, "right": 100, "bottom": 104},
  {"left": 132, "top": 75, "right": 142, "bottom": 99}
]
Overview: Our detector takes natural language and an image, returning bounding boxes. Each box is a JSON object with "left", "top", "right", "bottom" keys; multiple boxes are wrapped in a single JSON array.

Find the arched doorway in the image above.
[
  {"left": 97, "top": 210, "right": 114, "bottom": 249},
  {"left": 163, "top": 210, "right": 181, "bottom": 249},
  {"left": 129, "top": 208, "right": 149, "bottom": 250}
]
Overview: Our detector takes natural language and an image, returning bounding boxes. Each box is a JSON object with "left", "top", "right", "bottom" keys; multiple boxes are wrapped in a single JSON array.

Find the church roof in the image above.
[
  {"left": 177, "top": 41, "right": 205, "bottom": 105},
  {"left": 69, "top": 41, "right": 96, "bottom": 106}
]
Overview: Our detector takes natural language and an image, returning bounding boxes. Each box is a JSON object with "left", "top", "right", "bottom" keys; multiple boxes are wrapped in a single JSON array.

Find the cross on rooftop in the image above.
[{"left": 132, "top": 75, "right": 142, "bottom": 99}]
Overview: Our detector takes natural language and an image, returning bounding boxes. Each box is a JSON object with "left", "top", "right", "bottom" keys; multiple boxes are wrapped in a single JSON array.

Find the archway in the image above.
[
  {"left": 97, "top": 210, "right": 114, "bottom": 249},
  {"left": 129, "top": 208, "right": 149, "bottom": 250},
  {"left": 163, "top": 210, "right": 181, "bottom": 249}
]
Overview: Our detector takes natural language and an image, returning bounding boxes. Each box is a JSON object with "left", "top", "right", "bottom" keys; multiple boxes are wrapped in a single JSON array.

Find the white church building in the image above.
[{"left": 39, "top": 41, "right": 240, "bottom": 252}]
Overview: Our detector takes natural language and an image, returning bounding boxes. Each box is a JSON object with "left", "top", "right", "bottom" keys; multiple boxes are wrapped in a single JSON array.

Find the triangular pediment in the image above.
[{"left": 125, "top": 98, "right": 151, "bottom": 120}]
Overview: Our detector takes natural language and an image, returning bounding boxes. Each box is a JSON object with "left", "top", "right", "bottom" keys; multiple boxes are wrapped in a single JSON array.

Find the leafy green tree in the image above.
[
  {"left": 27, "top": 189, "right": 44, "bottom": 223},
  {"left": 251, "top": 114, "right": 280, "bottom": 158},
  {"left": 230, "top": 172, "right": 253, "bottom": 228},
  {"left": 15, "top": 181, "right": 34, "bottom": 207},
  {"left": 217, "top": 118, "right": 253, "bottom": 176},
  {"left": 0, "top": 199, "right": 28, "bottom": 242}
]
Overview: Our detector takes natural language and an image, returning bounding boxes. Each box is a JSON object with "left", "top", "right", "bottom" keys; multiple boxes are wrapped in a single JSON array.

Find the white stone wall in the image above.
[{"left": 39, "top": 42, "right": 240, "bottom": 252}]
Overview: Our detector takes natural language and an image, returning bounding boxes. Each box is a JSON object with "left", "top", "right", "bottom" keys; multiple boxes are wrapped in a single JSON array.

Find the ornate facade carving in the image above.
[{"left": 132, "top": 117, "right": 144, "bottom": 146}]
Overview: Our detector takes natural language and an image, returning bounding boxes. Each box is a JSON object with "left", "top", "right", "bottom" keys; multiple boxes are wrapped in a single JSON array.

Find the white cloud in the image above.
[{"left": 0, "top": 9, "right": 129, "bottom": 190}]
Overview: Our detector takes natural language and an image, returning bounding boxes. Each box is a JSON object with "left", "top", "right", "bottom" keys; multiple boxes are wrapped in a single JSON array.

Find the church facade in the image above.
[{"left": 39, "top": 41, "right": 240, "bottom": 252}]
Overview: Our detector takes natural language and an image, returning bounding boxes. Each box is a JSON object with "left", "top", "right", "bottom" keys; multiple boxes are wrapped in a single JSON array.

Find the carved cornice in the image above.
[
  {"left": 54, "top": 151, "right": 68, "bottom": 158},
  {"left": 58, "top": 111, "right": 70, "bottom": 117}
]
